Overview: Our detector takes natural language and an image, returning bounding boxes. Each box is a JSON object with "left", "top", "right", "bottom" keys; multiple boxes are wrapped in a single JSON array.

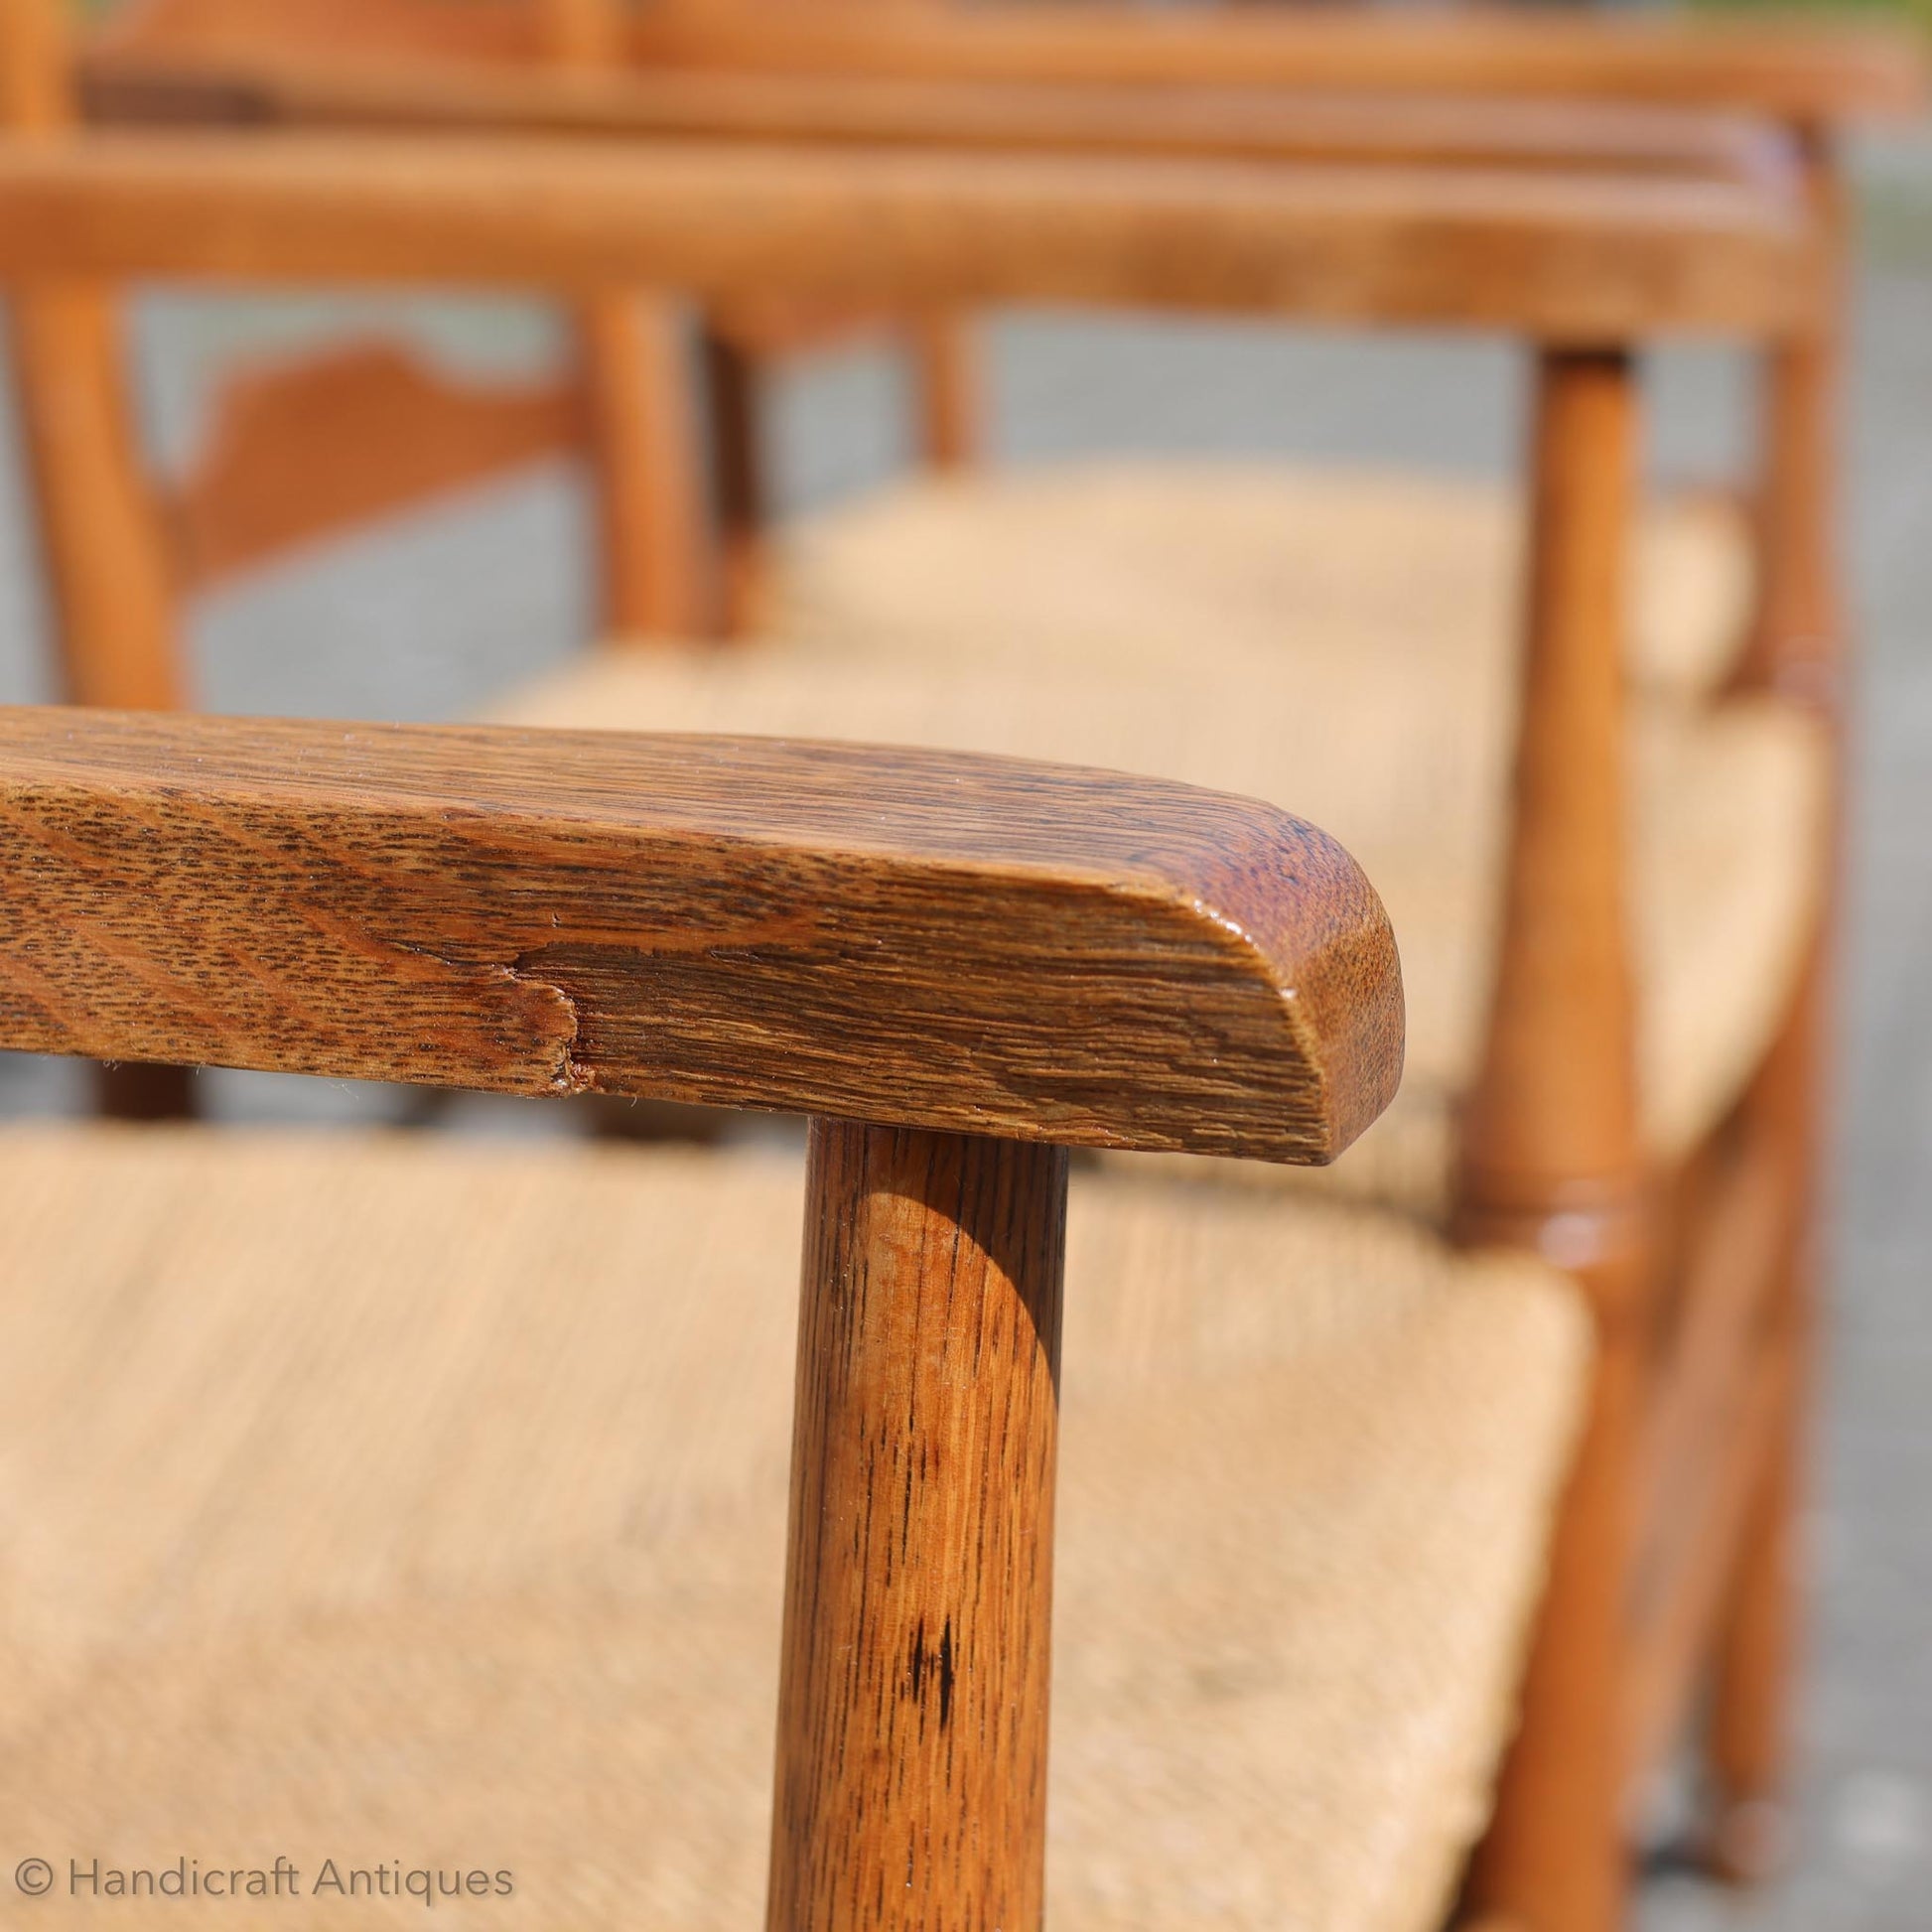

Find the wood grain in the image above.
[
  {"left": 770, "top": 1120, "right": 1066, "bottom": 1932},
  {"left": 0, "top": 708, "right": 1404, "bottom": 1163},
  {"left": 0, "top": 131, "right": 1819, "bottom": 342},
  {"left": 170, "top": 340, "right": 582, "bottom": 585}
]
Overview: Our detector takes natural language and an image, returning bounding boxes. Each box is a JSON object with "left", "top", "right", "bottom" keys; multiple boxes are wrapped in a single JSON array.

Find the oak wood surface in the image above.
[
  {"left": 0, "top": 708, "right": 1403, "bottom": 1162},
  {"left": 771, "top": 1121, "right": 1066, "bottom": 1931},
  {"left": 0, "top": 130, "right": 1820, "bottom": 342}
]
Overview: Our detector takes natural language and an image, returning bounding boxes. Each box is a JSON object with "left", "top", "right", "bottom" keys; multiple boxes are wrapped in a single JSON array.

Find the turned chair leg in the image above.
[
  {"left": 1457, "top": 346, "right": 1653, "bottom": 1932},
  {"left": 769, "top": 1121, "right": 1067, "bottom": 1932}
]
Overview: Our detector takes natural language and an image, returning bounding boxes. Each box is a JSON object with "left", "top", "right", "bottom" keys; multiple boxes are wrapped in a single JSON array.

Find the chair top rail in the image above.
[
  {"left": 627, "top": 6, "right": 1930, "bottom": 128},
  {"left": 89, "top": 0, "right": 1929, "bottom": 124},
  {"left": 0, "top": 129, "right": 1819, "bottom": 341},
  {"left": 0, "top": 709, "right": 1404, "bottom": 1164},
  {"left": 78, "top": 52, "right": 1798, "bottom": 193}
]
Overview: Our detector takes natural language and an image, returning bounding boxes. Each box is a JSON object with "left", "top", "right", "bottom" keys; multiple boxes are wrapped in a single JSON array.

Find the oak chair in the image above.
[
  {"left": 71, "top": 0, "right": 1923, "bottom": 665},
  {"left": 0, "top": 52, "right": 1587, "bottom": 1929},
  {"left": 4, "top": 706, "right": 1557, "bottom": 1929},
  {"left": 0, "top": 69, "right": 1842, "bottom": 1932}
]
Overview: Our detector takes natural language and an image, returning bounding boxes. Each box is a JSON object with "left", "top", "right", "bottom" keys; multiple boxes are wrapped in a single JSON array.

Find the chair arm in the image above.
[
  {"left": 0, "top": 708, "right": 1404, "bottom": 1165},
  {"left": 0, "top": 128, "right": 1818, "bottom": 342}
]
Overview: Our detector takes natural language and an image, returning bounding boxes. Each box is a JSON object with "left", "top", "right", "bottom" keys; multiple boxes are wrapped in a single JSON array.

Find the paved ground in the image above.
[{"left": 0, "top": 131, "right": 1927, "bottom": 1930}]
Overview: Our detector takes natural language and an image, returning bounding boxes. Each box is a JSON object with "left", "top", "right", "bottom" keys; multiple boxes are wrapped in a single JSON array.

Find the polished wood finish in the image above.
[
  {"left": 0, "top": 708, "right": 1403, "bottom": 1161},
  {"left": 771, "top": 1120, "right": 1066, "bottom": 1932},
  {"left": 171, "top": 340, "right": 581, "bottom": 583},
  {"left": 0, "top": 131, "right": 1818, "bottom": 342},
  {"left": 1455, "top": 348, "right": 1650, "bottom": 1932}
]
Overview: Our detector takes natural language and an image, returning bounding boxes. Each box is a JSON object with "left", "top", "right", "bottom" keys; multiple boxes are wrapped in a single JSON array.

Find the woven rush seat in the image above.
[
  {"left": 759, "top": 461, "right": 1755, "bottom": 702},
  {"left": 0, "top": 1126, "right": 1583, "bottom": 1932},
  {"left": 489, "top": 648, "right": 1828, "bottom": 1219}
]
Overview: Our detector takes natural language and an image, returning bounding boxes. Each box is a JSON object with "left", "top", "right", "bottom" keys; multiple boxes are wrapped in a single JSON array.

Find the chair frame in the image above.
[
  {"left": 73, "top": 0, "right": 1925, "bottom": 665},
  {"left": 0, "top": 705, "right": 1403, "bottom": 1928},
  {"left": 0, "top": 23, "right": 1843, "bottom": 1924},
  {"left": 71, "top": 20, "right": 1918, "bottom": 1917}
]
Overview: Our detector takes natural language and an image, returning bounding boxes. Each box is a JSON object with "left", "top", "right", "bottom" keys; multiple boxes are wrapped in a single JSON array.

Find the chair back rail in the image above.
[
  {"left": 77, "top": 56, "right": 1804, "bottom": 187},
  {"left": 628, "top": 5, "right": 1930, "bottom": 125},
  {"left": 0, "top": 133, "right": 1820, "bottom": 339},
  {"left": 88, "top": 0, "right": 1930, "bottom": 123}
]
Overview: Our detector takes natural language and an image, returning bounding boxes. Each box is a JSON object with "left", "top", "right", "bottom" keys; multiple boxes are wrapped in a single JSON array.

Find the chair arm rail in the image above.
[{"left": 0, "top": 709, "right": 1404, "bottom": 1164}]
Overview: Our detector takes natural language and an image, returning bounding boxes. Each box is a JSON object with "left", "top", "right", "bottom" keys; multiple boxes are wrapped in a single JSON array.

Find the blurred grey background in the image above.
[{"left": 0, "top": 125, "right": 1927, "bottom": 1932}]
